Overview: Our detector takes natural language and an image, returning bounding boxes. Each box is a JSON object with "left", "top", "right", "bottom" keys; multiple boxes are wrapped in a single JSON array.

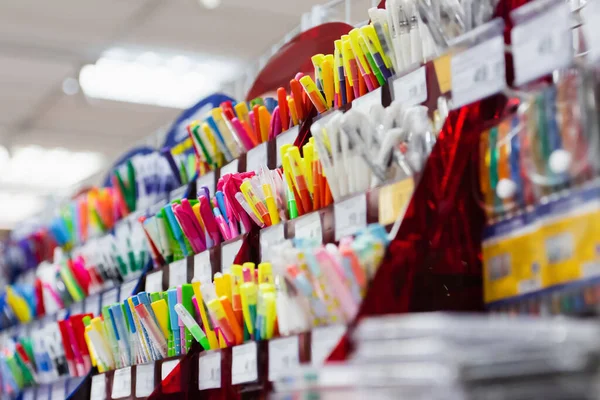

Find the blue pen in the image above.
[
  {"left": 215, "top": 191, "right": 230, "bottom": 224},
  {"left": 264, "top": 97, "right": 277, "bottom": 113},
  {"left": 108, "top": 307, "right": 128, "bottom": 367},
  {"left": 164, "top": 204, "right": 189, "bottom": 256},
  {"left": 137, "top": 292, "right": 159, "bottom": 327},
  {"left": 132, "top": 296, "right": 158, "bottom": 360},
  {"left": 110, "top": 305, "right": 132, "bottom": 366},
  {"left": 124, "top": 299, "right": 148, "bottom": 364},
  {"left": 206, "top": 116, "right": 234, "bottom": 161},
  {"left": 167, "top": 289, "right": 181, "bottom": 356}
]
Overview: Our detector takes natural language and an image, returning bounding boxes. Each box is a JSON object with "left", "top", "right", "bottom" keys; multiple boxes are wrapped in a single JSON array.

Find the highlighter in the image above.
[
  {"left": 203, "top": 283, "right": 236, "bottom": 346},
  {"left": 181, "top": 284, "right": 196, "bottom": 352},
  {"left": 303, "top": 142, "right": 315, "bottom": 196},
  {"left": 277, "top": 88, "right": 290, "bottom": 132},
  {"left": 262, "top": 184, "right": 280, "bottom": 225},
  {"left": 221, "top": 273, "right": 233, "bottom": 302},
  {"left": 166, "top": 289, "right": 181, "bottom": 356},
  {"left": 342, "top": 36, "right": 360, "bottom": 99},
  {"left": 230, "top": 265, "right": 245, "bottom": 328},
  {"left": 176, "top": 287, "right": 186, "bottom": 353},
  {"left": 311, "top": 54, "right": 325, "bottom": 92},
  {"left": 234, "top": 102, "right": 251, "bottom": 127},
  {"left": 174, "top": 304, "right": 210, "bottom": 350},
  {"left": 191, "top": 282, "right": 219, "bottom": 349},
  {"left": 239, "top": 278, "right": 257, "bottom": 338},
  {"left": 321, "top": 56, "right": 335, "bottom": 108},
  {"left": 240, "top": 181, "right": 271, "bottom": 226},
  {"left": 348, "top": 29, "right": 376, "bottom": 91},
  {"left": 135, "top": 303, "right": 167, "bottom": 358},
  {"left": 258, "top": 106, "right": 271, "bottom": 143},
  {"left": 150, "top": 299, "right": 170, "bottom": 339},
  {"left": 258, "top": 263, "right": 273, "bottom": 284},
  {"left": 131, "top": 297, "right": 157, "bottom": 360},
  {"left": 285, "top": 151, "right": 313, "bottom": 214},
  {"left": 299, "top": 76, "right": 328, "bottom": 114},
  {"left": 263, "top": 293, "right": 277, "bottom": 340}
]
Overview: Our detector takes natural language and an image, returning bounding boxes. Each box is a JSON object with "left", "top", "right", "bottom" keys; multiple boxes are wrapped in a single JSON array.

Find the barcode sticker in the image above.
[
  {"left": 393, "top": 66, "right": 428, "bottom": 106},
  {"left": 232, "top": 342, "right": 258, "bottom": 384},
  {"left": 268, "top": 336, "right": 300, "bottom": 382},
  {"left": 334, "top": 193, "right": 367, "bottom": 240},
  {"left": 111, "top": 367, "right": 132, "bottom": 399},
  {"left": 199, "top": 351, "right": 221, "bottom": 390}
]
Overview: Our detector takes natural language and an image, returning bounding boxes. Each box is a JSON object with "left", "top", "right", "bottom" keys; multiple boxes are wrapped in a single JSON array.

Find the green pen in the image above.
[
  {"left": 192, "top": 124, "right": 215, "bottom": 167},
  {"left": 286, "top": 186, "right": 299, "bottom": 219},
  {"left": 174, "top": 304, "right": 210, "bottom": 351},
  {"left": 488, "top": 126, "right": 500, "bottom": 213},
  {"left": 362, "top": 44, "right": 385, "bottom": 86}
]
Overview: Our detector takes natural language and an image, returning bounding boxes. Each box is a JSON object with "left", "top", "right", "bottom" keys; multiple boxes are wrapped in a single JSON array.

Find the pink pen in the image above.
[
  {"left": 213, "top": 207, "right": 231, "bottom": 240},
  {"left": 176, "top": 287, "right": 186, "bottom": 353},
  {"left": 269, "top": 107, "right": 282, "bottom": 140},
  {"left": 66, "top": 321, "right": 86, "bottom": 376},
  {"left": 231, "top": 117, "right": 255, "bottom": 151},
  {"left": 43, "top": 282, "right": 64, "bottom": 309},
  {"left": 173, "top": 204, "right": 206, "bottom": 253},
  {"left": 315, "top": 249, "right": 358, "bottom": 321},
  {"left": 226, "top": 199, "right": 240, "bottom": 237},
  {"left": 198, "top": 195, "right": 222, "bottom": 245}
]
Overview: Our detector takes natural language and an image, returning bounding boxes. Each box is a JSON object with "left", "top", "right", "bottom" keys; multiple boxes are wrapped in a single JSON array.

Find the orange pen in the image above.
[
  {"left": 286, "top": 151, "right": 312, "bottom": 214},
  {"left": 290, "top": 79, "right": 305, "bottom": 122},
  {"left": 219, "top": 296, "right": 243, "bottom": 345},
  {"left": 277, "top": 88, "right": 289, "bottom": 131},
  {"left": 358, "top": 73, "right": 367, "bottom": 97},
  {"left": 258, "top": 106, "right": 270, "bottom": 143},
  {"left": 299, "top": 76, "right": 328, "bottom": 114},
  {"left": 312, "top": 160, "right": 321, "bottom": 210},
  {"left": 242, "top": 120, "right": 259, "bottom": 146},
  {"left": 252, "top": 104, "right": 261, "bottom": 142},
  {"left": 288, "top": 97, "right": 298, "bottom": 126}
]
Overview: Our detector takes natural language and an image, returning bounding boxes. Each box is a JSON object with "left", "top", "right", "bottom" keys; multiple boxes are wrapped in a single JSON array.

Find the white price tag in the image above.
[
  {"left": 311, "top": 325, "right": 346, "bottom": 366},
  {"left": 268, "top": 336, "right": 300, "bottom": 382},
  {"left": 22, "top": 388, "right": 35, "bottom": 400},
  {"left": 111, "top": 367, "right": 131, "bottom": 399},
  {"left": 583, "top": 261, "right": 600, "bottom": 278},
  {"left": 169, "top": 259, "right": 188, "bottom": 288},
  {"left": 260, "top": 224, "right": 286, "bottom": 261},
  {"left": 511, "top": 1, "right": 572, "bottom": 86},
  {"left": 232, "top": 342, "right": 258, "bottom": 385},
  {"left": 37, "top": 385, "right": 50, "bottom": 400},
  {"left": 197, "top": 171, "right": 216, "bottom": 199},
  {"left": 246, "top": 142, "right": 268, "bottom": 173},
  {"left": 221, "top": 239, "right": 243, "bottom": 274},
  {"left": 51, "top": 381, "right": 65, "bottom": 400},
  {"left": 101, "top": 288, "right": 119, "bottom": 308},
  {"left": 198, "top": 351, "right": 222, "bottom": 390},
  {"left": 451, "top": 34, "right": 506, "bottom": 108},
  {"left": 135, "top": 363, "right": 155, "bottom": 398},
  {"left": 352, "top": 87, "right": 382, "bottom": 114},
  {"left": 276, "top": 126, "right": 300, "bottom": 167},
  {"left": 91, "top": 375, "right": 106, "bottom": 400},
  {"left": 334, "top": 193, "right": 367, "bottom": 240},
  {"left": 169, "top": 185, "right": 188, "bottom": 201},
  {"left": 193, "top": 251, "right": 213, "bottom": 284},
  {"left": 119, "top": 279, "right": 139, "bottom": 302},
  {"left": 220, "top": 159, "right": 239, "bottom": 176},
  {"left": 145, "top": 270, "right": 164, "bottom": 293},
  {"left": 518, "top": 277, "right": 543, "bottom": 294},
  {"left": 582, "top": 0, "right": 600, "bottom": 62},
  {"left": 393, "top": 66, "right": 428, "bottom": 106},
  {"left": 294, "top": 212, "right": 322, "bottom": 244},
  {"left": 161, "top": 359, "right": 179, "bottom": 381}
]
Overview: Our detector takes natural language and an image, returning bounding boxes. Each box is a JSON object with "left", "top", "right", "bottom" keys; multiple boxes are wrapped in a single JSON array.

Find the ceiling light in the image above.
[
  {"left": 62, "top": 77, "right": 80, "bottom": 96},
  {"left": 199, "top": 0, "right": 221, "bottom": 9},
  {"left": 79, "top": 48, "right": 239, "bottom": 109},
  {"left": 0, "top": 192, "right": 44, "bottom": 230}
]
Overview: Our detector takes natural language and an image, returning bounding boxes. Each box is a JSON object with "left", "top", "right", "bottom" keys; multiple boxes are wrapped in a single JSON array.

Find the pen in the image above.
[
  {"left": 167, "top": 289, "right": 181, "bottom": 356},
  {"left": 299, "top": 76, "right": 328, "bottom": 114},
  {"left": 174, "top": 304, "right": 210, "bottom": 350},
  {"left": 277, "top": 88, "right": 290, "bottom": 132},
  {"left": 135, "top": 303, "right": 167, "bottom": 358},
  {"left": 191, "top": 282, "right": 219, "bottom": 349}
]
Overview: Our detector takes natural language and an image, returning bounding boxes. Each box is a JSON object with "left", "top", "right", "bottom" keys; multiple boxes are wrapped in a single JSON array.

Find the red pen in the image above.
[
  {"left": 220, "top": 101, "right": 236, "bottom": 120},
  {"left": 277, "top": 88, "right": 289, "bottom": 131},
  {"left": 252, "top": 105, "right": 261, "bottom": 142}
]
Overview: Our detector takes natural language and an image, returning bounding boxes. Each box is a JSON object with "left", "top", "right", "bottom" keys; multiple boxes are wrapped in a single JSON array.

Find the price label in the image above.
[
  {"left": 51, "top": 381, "right": 66, "bottom": 400},
  {"left": 111, "top": 367, "right": 132, "bottom": 399},
  {"left": 37, "top": 385, "right": 50, "bottom": 400},
  {"left": 352, "top": 87, "right": 382, "bottom": 114},
  {"left": 311, "top": 325, "right": 346, "bottom": 366},
  {"left": 378, "top": 178, "right": 415, "bottom": 226},
  {"left": 22, "top": 388, "right": 35, "bottom": 400},
  {"left": 268, "top": 336, "right": 300, "bottom": 382},
  {"left": 582, "top": 0, "right": 600, "bottom": 62},
  {"left": 161, "top": 359, "right": 179, "bottom": 381},
  {"left": 232, "top": 342, "right": 258, "bottom": 384},
  {"left": 294, "top": 212, "right": 322, "bottom": 244},
  {"left": 119, "top": 279, "right": 139, "bottom": 302},
  {"left": 221, "top": 239, "right": 243, "bottom": 274},
  {"left": 145, "top": 270, "right": 164, "bottom": 293},
  {"left": 135, "top": 363, "right": 155, "bottom": 398},
  {"left": 169, "top": 185, "right": 188, "bottom": 202},
  {"left": 451, "top": 34, "right": 506, "bottom": 109},
  {"left": 148, "top": 197, "right": 168, "bottom": 215},
  {"left": 169, "top": 259, "right": 188, "bottom": 288},
  {"left": 101, "top": 288, "right": 119, "bottom": 308},
  {"left": 393, "top": 66, "right": 428, "bottom": 106},
  {"left": 583, "top": 261, "right": 600, "bottom": 278},
  {"left": 246, "top": 142, "right": 268, "bottom": 173},
  {"left": 260, "top": 224, "right": 286, "bottom": 261},
  {"left": 198, "top": 350, "right": 221, "bottom": 390},
  {"left": 511, "top": 1, "right": 572, "bottom": 86},
  {"left": 518, "top": 277, "right": 543, "bottom": 294},
  {"left": 334, "top": 193, "right": 367, "bottom": 240},
  {"left": 91, "top": 375, "right": 106, "bottom": 400},
  {"left": 197, "top": 171, "right": 216, "bottom": 199},
  {"left": 220, "top": 159, "right": 239, "bottom": 176},
  {"left": 194, "top": 251, "right": 213, "bottom": 284},
  {"left": 276, "top": 126, "right": 300, "bottom": 167}
]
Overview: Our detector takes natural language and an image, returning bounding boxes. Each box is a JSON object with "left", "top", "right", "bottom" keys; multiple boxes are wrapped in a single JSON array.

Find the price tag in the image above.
[
  {"left": 193, "top": 251, "right": 213, "bottom": 284},
  {"left": 511, "top": 1, "right": 572, "bottom": 86},
  {"left": 246, "top": 142, "right": 268, "bottom": 173},
  {"left": 582, "top": 1, "right": 600, "bottom": 62},
  {"left": 119, "top": 279, "right": 139, "bottom": 302},
  {"left": 169, "top": 185, "right": 188, "bottom": 202},
  {"left": 268, "top": 336, "right": 300, "bottom": 382},
  {"left": 198, "top": 350, "right": 221, "bottom": 390},
  {"left": 71, "top": 301, "right": 85, "bottom": 316},
  {"left": 352, "top": 87, "right": 382, "bottom": 114},
  {"left": 276, "top": 126, "right": 299, "bottom": 167},
  {"left": 161, "top": 359, "right": 179, "bottom": 381},
  {"left": 37, "top": 385, "right": 50, "bottom": 400},
  {"left": 221, "top": 239, "right": 243, "bottom": 274},
  {"left": 231, "top": 342, "right": 258, "bottom": 384},
  {"left": 311, "top": 325, "right": 346, "bottom": 366},
  {"left": 22, "top": 388, "right": 35, "bottom": 400},
  {"left": 393, "top": 66, "right": 428, "bottom": 106},
  {"left": 169, "top": 259, "right": 188, "bottom": 288},
  {"left": 135, "top": 362, "right": 156, "bottom": 398},
  {"left": 101, "top": 288, "right": 119, "bottom": 308},
  {"left": 518, "top": 277, "right": 543, "bottom": 294},
  {"left": 84, "top": 294, "right": 100, "bottom": 316},
  {"left": 451, "top": 34, "right": 506, "bottom": 109},
  {"left": 91, "top": 375, "right": 106, "bottom": 400},
  {"left": 260, "top": 224, "right": 286, "bottom": 261},
  {"left": 294, "top": 212, "right": 322, "bottom": 244},
  {"left": 334, "top": 193, "right": 367, "bottom": 240},
  {"left": 145, "top": 270, "right": 164, "bottom": 293},
  {"left": 51, "top": 382, "right": 65, "bottom": 400},
  {"left": 378, "top": 178, "right": 415, "bottom": 226},
  {"left": 111, "top": 367, "right": 132, "bottom": 399},
  {"left": 148, "top": 197, "right": 168, "bottom": 215},
  {"left": 220, "top": 159, "right": 239, "bottom": 176},
  {"left": 197, "top": 171, "right": 216, "bottom": 199}
]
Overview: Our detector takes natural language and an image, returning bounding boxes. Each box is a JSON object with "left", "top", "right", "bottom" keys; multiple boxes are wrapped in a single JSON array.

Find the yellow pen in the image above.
[
  {"left": 191, "top": 282, "right": 219, "bottom": 350},
  {"left": 303, "top": 142, "right": 315, "bottom": 195},
  {"left": 361, "top": 25, "right": 392, "bottom": 69},
  {"left": 234, "top": 102, "right": 251, "bottom": 127},
  {"left": 202, "top": 122, "right": 225, "bottom": 167},
  {"left": 192, "top": 203, "right": 206, "bottom": 232},
  {"left": 240, "top": 181, "right": 269, "bottom": 225},
  {"left": 311, "top": 54, "right": 325, "bottom": 90},
  {"left": 239, "top": 282, "right": 257, "bottom": 336},
  {"left": 6, "top": 287, "right": 31, "bottom": 323},
  {"left": 288, "top": 97, "right": 299, "bottom": 126},
  {"left": 150, "top": 299, "right": 171, "bottom": 339},
  {"left": 263, "top": 293, "right": 277, "bottom": 339},
  {"left": 321, "top": 57, "right": 334, "bottom": 108},
  {"left": 299, "top": 75, "right": 328, "bottom": 114},
  {"left": 214, "top": 273, "right": 226, "bottom": 297},
  {"left": 262, "top": 183, "right": 280, "bottom": 225},
  {"left": 257, "top": 262, "right": 273, "bottom": 284},
  {"left": 349, "top": 29, "right": 372, "bottom": 76},
  {"left": 211, "top": 108, "right": 241, "bottom": 158}
]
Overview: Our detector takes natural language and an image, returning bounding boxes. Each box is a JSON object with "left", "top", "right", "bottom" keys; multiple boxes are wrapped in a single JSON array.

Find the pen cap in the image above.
[
  {"left": 200, "top": 282, "right": 218, "bottom": 303},
  {"left": 221, "top": 274, "right": 233, "bottom": 301},
  {"left": 151, "top": 299, "right": 170, "bottom": 339},
  {"left": 167, "top": 289, "right": 179, "bottom": 330},
  {"left": 258, "top": 263, "right": 273, "bottom": 284},
  {"left": 242, "top": 263, "right": 255, "bottom": 278},
  {"left": 173, "top": 304, "right": 197, "bottom": 329},
  {"left": 181, "top": 284, "right": 195, "bottom": 315},
  {"left": 213, "top": 273, "right": 226, "bottom": 298}
]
